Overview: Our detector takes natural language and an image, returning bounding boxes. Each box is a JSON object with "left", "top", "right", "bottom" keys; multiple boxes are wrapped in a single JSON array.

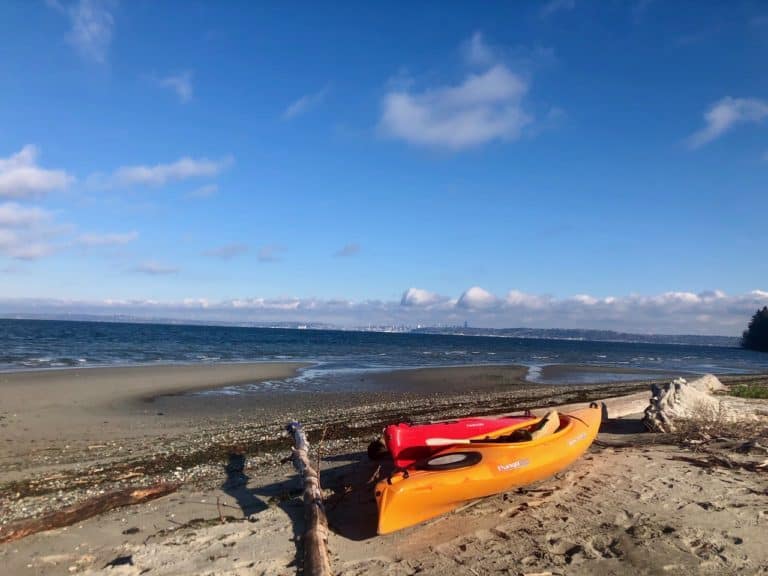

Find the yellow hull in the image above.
[{"left": 375, "top": 405, "right": 601, "bottom": 534}]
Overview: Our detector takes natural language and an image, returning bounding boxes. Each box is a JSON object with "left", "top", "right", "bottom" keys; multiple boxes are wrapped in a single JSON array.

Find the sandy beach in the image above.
[
  {"left": 1, "top": 363, "right": 767, "bottom": 575},
  {"left": 0, "top": 363, "right": 309, "bottom": 461}
]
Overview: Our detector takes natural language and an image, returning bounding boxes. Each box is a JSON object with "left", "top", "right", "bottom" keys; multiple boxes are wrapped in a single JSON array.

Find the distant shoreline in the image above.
[{"left": 0, "top": 316, "right": 740, "bottom": 346}]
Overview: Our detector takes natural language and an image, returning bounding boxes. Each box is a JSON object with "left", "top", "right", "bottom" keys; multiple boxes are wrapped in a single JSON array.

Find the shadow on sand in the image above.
[
  {"left": 599, "top": 417, "right": 649, "bottom": 435},
  {"left": 221, "top": 453, "right": 269, "bottom": 517},
  {"left": 222, "top": 448, "right": 384, "bottom": 550}
]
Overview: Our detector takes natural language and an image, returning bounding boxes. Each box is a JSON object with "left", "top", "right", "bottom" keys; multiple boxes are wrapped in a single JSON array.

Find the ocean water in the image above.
[{"left": 1, "top": 319, "right": 767, "bottom": 392}]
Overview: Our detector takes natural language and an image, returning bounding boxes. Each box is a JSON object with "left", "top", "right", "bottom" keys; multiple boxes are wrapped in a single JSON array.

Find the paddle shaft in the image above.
[{"left": 425, "top": 438, "right": 475, "bottom": 446}]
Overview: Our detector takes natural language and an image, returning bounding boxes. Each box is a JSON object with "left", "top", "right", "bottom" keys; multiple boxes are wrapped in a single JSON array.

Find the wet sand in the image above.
[
  {"left": 534, "top": 363, "right": 694, "bottom": 384},
  {"left": 368, "top": 364, "right": 530, "bottom": 392},
  {"left": 0, "top": 363, "right": 309, "bottom": 459}
]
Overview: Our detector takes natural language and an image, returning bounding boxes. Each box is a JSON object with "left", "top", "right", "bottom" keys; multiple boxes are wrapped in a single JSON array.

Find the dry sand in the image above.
[{"left": 1, "top": 364, "right": 767, "bottom": 575}]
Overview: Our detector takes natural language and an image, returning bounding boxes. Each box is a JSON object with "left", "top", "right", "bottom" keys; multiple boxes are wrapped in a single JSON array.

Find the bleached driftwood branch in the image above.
[
  {"left": 643, "top": 375, "right": 764, "bottom": 433},
  {"left": 286, "top": 421, "right": 332, "bottom": 576}
]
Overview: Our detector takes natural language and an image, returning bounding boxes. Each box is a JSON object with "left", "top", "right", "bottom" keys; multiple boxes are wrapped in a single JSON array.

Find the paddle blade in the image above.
[{"left": 424, "top": 438, "right": 472, "bottom": 447}]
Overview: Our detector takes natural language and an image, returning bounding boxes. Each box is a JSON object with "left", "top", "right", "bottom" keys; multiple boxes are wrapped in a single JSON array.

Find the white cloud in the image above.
[
  {"left": 113, "top": 156, "right": 233, "bottom": 186},
  {"left": 186, "top": 184, "right": 219, "bottom": 198},
  {"left": 540, "top": 0, "right": 575, "bottom": 18},
  {"left": 65, "top": 0, "right": 115, "bottom": 64},
  {"left": 77, "top": 230, "right": 138, "bottom": 246},
  {"left": 0, "top": 228, "right": 56, "bottom": 260},
  {"left": 335, "top": 243, "right": 360, "bottom": 257},
  {"left": 0, "top": 202, "right": 52, "bottom": 227},
  {"left": 462, "top": 31, "right": 494, "bottom": 67},
  {"left": 257, "top": 244, "right": 284, "bottom": 262},
  {"left": 571, "top": 294, "right": 599, "bottom": 305},
  {"left": 0, "top": 229, "right": 21, "bottom": 253},
  {"left": 2, "top": 241, "right": 54, "bottom": 260},
  {"left": 457, "top": 286, "right": 498, "bottom": 309},
  {"left": 0, "top": 202, "right": 136, "bottom": 260},
  {"left": 697, "top": 290, "right": 726, "bottom": 301},
  {"left": 0, "top": 145, "right": 73, "bottom": 199},
  {"left": 401, "top": 288, "right": 445, "bottom": 307},
  {"left": 0, "top": 200, "right": 66, "bottom": 260},
  {"left": 380, "top": 64, "right": 531, "bottom": 149},
  {"left": 161, "top": 71, "right": 193, "bottom": 103},
  {"left": 658, "top": 291, "right": 700, "bottom": 304},
  {"left": 204, "top": 243, "right": 249, "bottom": 260},
  {"left": 230, "top": 297, "right": 302, "bottom": 311},
  {"left": 283, "top": 87, "right": 328, "bottom": 119},
  {"left": 505, "top": 290, "right": 550, "bottom": 308},
  {"left": 688, "top": 97, "right": 768, "bottom": 149},
  {"left": 134, "top": 261, "right": 179, "bottom": 275}
]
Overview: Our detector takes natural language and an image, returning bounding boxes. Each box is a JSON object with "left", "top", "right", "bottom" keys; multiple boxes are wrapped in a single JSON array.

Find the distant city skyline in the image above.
[
  {"left": 1, "top": 1, "right": 766, "bottom": 335},
  {"left": 1, "top": 288, "right": 766, "bottom": 336}
]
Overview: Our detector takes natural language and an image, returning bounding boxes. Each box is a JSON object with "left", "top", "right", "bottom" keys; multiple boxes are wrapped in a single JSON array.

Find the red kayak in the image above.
[{"left": 384, "top": 414, "right": 534, "bottom": 468}]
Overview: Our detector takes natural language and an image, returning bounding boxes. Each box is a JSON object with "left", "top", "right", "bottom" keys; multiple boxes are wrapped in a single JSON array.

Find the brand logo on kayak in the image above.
[
  {"left": 497, "top": 458, "right": 529, "bottom": 472},
  {"left": 465, "top": 423, "right": 485, "bottom": 428},
  {"left": 568, "top": 432, "right": 587, "bottom": 446}
]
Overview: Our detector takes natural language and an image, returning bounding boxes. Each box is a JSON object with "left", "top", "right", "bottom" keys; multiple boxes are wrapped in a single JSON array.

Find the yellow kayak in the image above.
[{"left": 375, "top": 404, "right": 602, "bottom": 534}]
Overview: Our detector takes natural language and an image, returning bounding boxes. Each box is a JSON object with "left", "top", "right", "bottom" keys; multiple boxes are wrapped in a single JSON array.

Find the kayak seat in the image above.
[
  {"left": 530, "top": 410, "right": 560, "bottom": 440},
  {"left": 508, "top": 428, "right": 533, "bottom": 442}
]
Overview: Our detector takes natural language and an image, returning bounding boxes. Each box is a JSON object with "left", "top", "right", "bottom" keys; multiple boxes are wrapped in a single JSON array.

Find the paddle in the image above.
[
  {"left": 424, "top": 437, "right": 475, "bottom": 447},
  {"left": 423, "top": 416, "right": 544, "bottom": 447},
  {"left": 425, "top": 426, "right": 538, "bottom": 447}
]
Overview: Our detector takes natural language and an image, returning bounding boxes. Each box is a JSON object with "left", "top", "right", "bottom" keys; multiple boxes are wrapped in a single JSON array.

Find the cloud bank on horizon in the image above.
[{"left": 2, "top": 287, "right": 766, "bottom": 336}]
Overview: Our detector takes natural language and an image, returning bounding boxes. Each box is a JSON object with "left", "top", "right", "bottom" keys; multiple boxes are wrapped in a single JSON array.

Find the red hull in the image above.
[{"left": 384, "top": 415, "right": 533, "bottom": 468}]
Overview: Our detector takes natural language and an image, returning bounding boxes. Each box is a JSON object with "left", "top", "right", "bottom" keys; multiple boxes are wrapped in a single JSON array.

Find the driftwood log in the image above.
[
  {"left": 286, "top": 421, "right": 332, "bottom": 576},
  {"left": 0, "top": 482, "right": 179, "bottom": 544}
]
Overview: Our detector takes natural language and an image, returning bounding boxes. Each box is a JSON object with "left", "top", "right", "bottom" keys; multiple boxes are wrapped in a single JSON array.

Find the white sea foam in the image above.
[{"left": 526, "top": 365, "right": 543, "bottom": 381}]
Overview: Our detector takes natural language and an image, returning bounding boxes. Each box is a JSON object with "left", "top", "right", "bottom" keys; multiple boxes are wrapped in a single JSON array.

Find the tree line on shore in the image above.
[{"left": 742, "top": 307, "right": 768, "bottom": 353}]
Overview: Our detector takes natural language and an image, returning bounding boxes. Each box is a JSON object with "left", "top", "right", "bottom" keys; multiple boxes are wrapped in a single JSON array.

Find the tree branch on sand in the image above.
[
  {"left": 286, "top": 421, "right": 332, "bottom": 576},
  {"left": 670, "top": 453, "right": 768, "bottom": 472},
  {"left": 0, "top": 483, "right": 180, "bottom": 544}
]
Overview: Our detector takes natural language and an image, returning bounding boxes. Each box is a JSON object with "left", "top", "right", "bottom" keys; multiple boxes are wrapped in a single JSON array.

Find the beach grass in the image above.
[{"left": 728, "top": 382, "right": 768, "bottom": 399}]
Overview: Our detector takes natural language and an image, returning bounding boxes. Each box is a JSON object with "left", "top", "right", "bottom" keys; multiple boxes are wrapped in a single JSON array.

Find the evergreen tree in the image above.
[{"left": 741, "top": 306, "right": 768, "bottom": 352}]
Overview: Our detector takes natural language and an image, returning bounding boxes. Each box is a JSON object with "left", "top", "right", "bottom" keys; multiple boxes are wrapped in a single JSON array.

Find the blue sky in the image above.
[{"left": 0, "top": 0, "right": 766, "bottom": 334}]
